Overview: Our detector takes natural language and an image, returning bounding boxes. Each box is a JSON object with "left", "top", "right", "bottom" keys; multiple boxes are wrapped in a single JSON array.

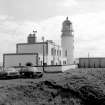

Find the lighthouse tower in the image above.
[{"left": 61, "top": 17, "right": 74, "bottom": 64}]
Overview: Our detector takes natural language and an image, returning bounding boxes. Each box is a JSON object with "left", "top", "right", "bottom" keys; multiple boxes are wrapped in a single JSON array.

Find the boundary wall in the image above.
[{"left": 36, "top": 65, "right": 77, "bottom": 72}]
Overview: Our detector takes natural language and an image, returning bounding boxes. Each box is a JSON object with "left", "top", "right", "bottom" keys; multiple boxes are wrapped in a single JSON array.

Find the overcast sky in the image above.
[{"left": 0, "top": 0, "right": 105, "bottom": 61}]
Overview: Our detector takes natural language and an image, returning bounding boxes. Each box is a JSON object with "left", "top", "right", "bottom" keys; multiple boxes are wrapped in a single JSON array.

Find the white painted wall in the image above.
[
  {"left": 47, "top": 41, "right": 64, "bottom": 65},
  {"left": 36, "top": 66, "right": 62, "bottom": 72},
  {"left": 16, "top": 42, "right": 68, "bottom": 66},
  {"left": 4, "top": 54, "right": 38, "bottom": 67},
  {"left": 62, "top": 65, "right": 77, "bottom": 72},
  {"left": 17, "top": 43, "right": 63, "bottom": 65},
  {"left": 17, "top": 43, "right": 47, "bottom": 56},
  {"left": 36, "top": 65, "right": 77, "bottom": 72},
  {"left": 61, "top": 35, "right": 74, "bottom": 64}
]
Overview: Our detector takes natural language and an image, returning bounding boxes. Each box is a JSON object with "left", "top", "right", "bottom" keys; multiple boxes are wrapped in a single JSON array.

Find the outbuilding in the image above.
[
  {"left": 3, "top": 53, "right": 38, "bottom": 68},
  {"left": 78, "top": 58, "right": 105, "bottom": 68}
]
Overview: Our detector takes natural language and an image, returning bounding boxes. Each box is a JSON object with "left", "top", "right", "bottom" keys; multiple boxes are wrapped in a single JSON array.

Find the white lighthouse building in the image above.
[
  {"left": 61, "top": 17, "right": 74, "bottom": 64},
  {"left": 3, "top": 17, "right": 74, "bottom": 68}
]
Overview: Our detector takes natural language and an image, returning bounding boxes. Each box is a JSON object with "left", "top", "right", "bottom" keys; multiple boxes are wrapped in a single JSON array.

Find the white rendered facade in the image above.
[
  {"left": 3, "top": 17, "right": 74, "bottom": 67},
  {"left": 61, "top": 17, "right": 74, "bottom": 64},
  {"left": 3, "top": 53, "right": 38, "bottom": 68},
  {"left": 3, "top": 41, "right": 66, "bottom": 67},
  {"left": 16, "top": 41, "right": 65, "bottom": 66}
]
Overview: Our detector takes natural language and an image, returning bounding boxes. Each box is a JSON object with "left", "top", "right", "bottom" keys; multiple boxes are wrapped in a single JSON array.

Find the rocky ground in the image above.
[{"left": 0, "top": 68, "right": 105, "bottom": 105}]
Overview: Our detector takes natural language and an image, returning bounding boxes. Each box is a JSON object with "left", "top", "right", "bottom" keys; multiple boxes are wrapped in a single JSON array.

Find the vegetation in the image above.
[{"left": 0, "top": 68, "right": 105, "bottom": 105}]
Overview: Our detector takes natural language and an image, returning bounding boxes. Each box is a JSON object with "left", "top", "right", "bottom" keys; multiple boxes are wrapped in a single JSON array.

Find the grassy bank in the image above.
[{"left": 0, "top": 68, "right": 105, "bottom": 105}]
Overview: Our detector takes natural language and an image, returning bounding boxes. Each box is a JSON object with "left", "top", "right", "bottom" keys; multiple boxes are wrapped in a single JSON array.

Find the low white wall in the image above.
[
  {"left": 62, "top": 65, "right": 77, "bottom": 72},
  {"left": 36, "top": 65, "right": 77, "bottom": 72},
  {"left": 36, "top": 66, "right": 62, "bottom": 72}
]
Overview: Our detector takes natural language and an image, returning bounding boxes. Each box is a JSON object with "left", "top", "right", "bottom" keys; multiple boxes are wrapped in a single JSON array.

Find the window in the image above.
[
  {"left": 51, "top": 48, "right": 53, "bottom": 55},
  {"left": 59, "top": 50, "right": 61, "bottom": 56},
  {"left": 63, "top": 61, "right": 66, "bottom": 65},
  {"left": 41, "top": 61, "right": 42, "bottom": 65},
  {"left": 51, "top": 60, "right": 54, "bottom": 65},
  {"left": 54, "top": 49, "right": 56, "bottom": 55},
  {"left": 57, "top": 50, "right": 58, "bottom": 56},
  {"left": 65, "top": 50, "right": 67, "bottom": 57},
  {"left": 51, "top": 48, "right": 57, "bottom": 56},
  {"left": 59, "top": 61, "right": 61, "bottom": 65},
  {"left": 19, "top": 63, "right": 21, "bottom": 66},
  {"left": 63, "top": 61, "right": 65, "bottom": 65}
]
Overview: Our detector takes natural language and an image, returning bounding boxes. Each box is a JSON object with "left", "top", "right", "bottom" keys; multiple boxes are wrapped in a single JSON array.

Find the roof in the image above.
[
  {"left": 79, "top": 57, "right": 105, "bottom": 59},
  {"left": 17, "top": 42, "right": 47, "bottom": 45},
  {"left": 63, "top": 17, "right": 72, "bottom": 24},
  {"left": 3, "top": 53, "right": 38, "bottom": 56},
  {"left": 17, "top": 41, "right": 61, "bottom": 48}
]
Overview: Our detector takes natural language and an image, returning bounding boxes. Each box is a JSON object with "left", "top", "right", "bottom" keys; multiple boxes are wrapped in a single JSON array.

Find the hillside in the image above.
[{"left": 0, "top": 68, "right": 105, "bottom": 105}]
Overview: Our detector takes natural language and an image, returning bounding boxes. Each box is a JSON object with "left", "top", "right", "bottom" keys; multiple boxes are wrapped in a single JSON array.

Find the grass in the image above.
[{"left": 0, "top": 68, "right": 104, "bottom": 105}]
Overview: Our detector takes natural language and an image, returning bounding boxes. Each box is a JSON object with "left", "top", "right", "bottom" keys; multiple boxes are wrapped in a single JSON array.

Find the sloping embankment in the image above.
[
  {"left": 0, "top": 69, "right": 105, "bottom": 105},
  {"left": 0, "top": 78, "right": 105, "bottom": 105}
]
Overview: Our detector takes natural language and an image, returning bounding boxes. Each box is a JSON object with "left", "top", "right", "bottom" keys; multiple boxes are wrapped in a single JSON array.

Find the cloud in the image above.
[
  {"left": 57, "top": 0, "right": 78, "bottom": 7},
  {"left": 72, "top": 11, "right": 105, "bottom": 57},
  {"left": 0, "top": 0, "right": 105, "bottom": 22},
  {"left": 0, "top": 15, "right": 38, "bottom": 61}
]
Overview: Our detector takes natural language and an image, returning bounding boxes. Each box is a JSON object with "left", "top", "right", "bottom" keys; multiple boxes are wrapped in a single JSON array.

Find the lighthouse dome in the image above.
[
  {"left": 62, "top": 17, "right": 73, "bottom": 33},
  {"left": 63, "top": 17, "right": 72, "bottom": 25}
]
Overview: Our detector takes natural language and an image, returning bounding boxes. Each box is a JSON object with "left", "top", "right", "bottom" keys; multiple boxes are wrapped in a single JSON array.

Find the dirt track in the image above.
[{"left": 0, "top": 69, "right": 105, "bottom": 105}]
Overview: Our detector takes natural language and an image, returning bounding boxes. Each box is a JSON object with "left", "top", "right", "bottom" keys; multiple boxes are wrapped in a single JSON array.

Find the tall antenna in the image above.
[{"left": 88, "top": 52, "right": 90, "bottom": 58}]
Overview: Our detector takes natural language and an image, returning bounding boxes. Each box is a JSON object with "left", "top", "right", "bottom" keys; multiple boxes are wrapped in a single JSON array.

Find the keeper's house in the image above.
[{"left": 3, "top": 17, "right": 74, "bottom": 68}]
